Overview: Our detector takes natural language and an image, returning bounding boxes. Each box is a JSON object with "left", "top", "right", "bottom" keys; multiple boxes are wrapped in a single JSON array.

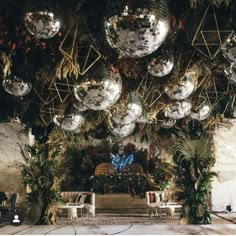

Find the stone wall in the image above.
[
  {"left": 212, "top": 120, "right": 236, "bottom": 212},
  {"left": 0, "top": 122, "right": 29, "bottom": 202}
]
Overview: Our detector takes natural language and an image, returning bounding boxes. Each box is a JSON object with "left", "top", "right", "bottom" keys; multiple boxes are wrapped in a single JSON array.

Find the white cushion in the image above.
[{"left": 79, "top": 194, "right": 87, "bottom": 204}]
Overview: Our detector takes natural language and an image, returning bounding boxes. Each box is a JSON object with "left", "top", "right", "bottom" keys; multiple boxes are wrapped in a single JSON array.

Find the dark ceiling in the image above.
[{"left": 0, "top": 0, "right": 235, "bottom": 141}]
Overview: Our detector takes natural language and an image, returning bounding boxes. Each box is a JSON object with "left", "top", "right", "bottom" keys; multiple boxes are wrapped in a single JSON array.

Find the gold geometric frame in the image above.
[
  {"left": 58, "top": 16, "right": 101, "bottom": 77},
  {"left": 136, "top": 72, "right": 162, "bottom": 109},
  {"left": 192, "top": 4, "right": 234, "bottom": 60},
  {"left": 49, "top": 76, "right": 75, "bottom": 103}
]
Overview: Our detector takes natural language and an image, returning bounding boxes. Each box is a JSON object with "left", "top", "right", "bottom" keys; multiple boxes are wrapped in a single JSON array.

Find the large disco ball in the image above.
[
  {"left": 24, "top": 11, "right": 61, "bottom": 39},
  {"left": 104, "top": 0, "right": 169, "bottom": 58},
  {"left": 53, "top": 106, "right": 84, "bottom": 132},
  {"left": 110, "top": 122, "right": 136, "bottom": 137},
  {"left": 112, "top": 93, "right": 143, "bottom": 124},
  {"left": 190, "top": 102, "right": 211, "bottom": 121},
  {"left": 163, "top": 100, "right": 192, "bottom": 119},
  {"left": 148, "top": 51, "right": 174, "bottom": 77},
  {"left": 224, "top": 64, "right": 236, "bottom": 84},
  {"left": 2, "top": 76, "right": 32, "bottom": 97},
  {"left": 222, "top": 34, "right": 236, "bottom": 64},
  {"left": 165, "top": 71, "right": 198, "bottom": 100},
  {"left": 74, "top": 64, "right": 122, "bottom": 111}
]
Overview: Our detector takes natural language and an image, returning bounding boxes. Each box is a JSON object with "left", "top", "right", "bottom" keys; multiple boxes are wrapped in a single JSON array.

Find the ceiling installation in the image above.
[{"left": 0, "top": 0, "right": 235, "bottom": 140}]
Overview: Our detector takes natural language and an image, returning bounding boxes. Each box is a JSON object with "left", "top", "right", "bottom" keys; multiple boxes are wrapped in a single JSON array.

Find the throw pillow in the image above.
[
  {"left": 149, "top": 193, "right": 156, "bottom": 203},
  {"left": 84, "top": 194, "right": 91, "bottom": 204},
  {"left": 79, "top": 194, "right": 87, "bottom": 204},
  {"left": 74, "top": 194, "right": 81, "bottom": 203}
]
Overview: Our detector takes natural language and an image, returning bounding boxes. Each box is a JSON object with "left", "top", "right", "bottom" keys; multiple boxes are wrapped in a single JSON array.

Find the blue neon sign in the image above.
[{"left": 111, "top": 153, "right": 134, "bottom": 171}]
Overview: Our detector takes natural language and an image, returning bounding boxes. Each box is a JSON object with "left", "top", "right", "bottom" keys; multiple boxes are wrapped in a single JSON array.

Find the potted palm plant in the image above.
[
  {"left": 19, "top": 143, "right": 68, "bottom": 225},
  {"left": 174, "top": 132, "right": 217, "bottom": 224}
]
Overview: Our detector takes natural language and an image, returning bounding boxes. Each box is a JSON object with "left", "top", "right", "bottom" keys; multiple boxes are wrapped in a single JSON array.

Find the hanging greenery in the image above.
[
  {"left": 148, "top": 155, "right": 174, "bottom": 191},
  {"left": 19, "top": 142, "right": 69, "bottom": 225},
  {"left": 173, "top": 132, "right": 217, "bottom": 224}
]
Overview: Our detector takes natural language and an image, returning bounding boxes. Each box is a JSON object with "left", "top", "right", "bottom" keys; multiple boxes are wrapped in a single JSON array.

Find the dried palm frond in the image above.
[
  {"left": 176, "top": 133, "right": 214, "bottom": 163},
  {"left": 55, "top": 56, "right": 79, "bottom": 80},
  {"left": 204, "top": 114, "right": 233, "bottom": 130},
  {"left": 0, "top": 52, "right": 12, "bottom": 78},
  {"left": 47, "top": 129, "right": 67, "bottom": 147}
]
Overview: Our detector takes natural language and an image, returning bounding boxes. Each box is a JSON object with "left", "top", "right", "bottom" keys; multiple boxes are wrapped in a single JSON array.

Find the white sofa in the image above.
[{"left": 60, "top": 191, "right": 95, "bottom": 217}]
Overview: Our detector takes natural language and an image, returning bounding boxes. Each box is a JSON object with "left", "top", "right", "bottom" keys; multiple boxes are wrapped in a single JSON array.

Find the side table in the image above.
[{"left": 61, "top": 203, "right": 84, "bottom": 220}]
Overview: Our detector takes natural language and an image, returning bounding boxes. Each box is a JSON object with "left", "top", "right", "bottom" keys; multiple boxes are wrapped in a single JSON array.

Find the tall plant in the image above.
[
  {"left": 19, "top": 142, "right": 68, "bottom": 225},
  {"left": 174, "top": 133, "right": 217, "bottom": 224},
  {"left": 148, "top": 156, "right": 174, "bottom": 191}
]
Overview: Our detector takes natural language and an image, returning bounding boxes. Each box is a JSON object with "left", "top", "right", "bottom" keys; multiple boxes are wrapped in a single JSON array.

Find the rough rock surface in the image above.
[
  {"left": 0, "top": 122, "right": 29, "bottom": 202},
  {"left": 212, "top": 120, "right": 236, "bottom": 212}
]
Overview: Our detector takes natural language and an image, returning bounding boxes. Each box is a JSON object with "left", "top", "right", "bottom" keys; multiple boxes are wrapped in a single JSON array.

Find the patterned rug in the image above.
[
  {"left": 57, "top": 215, "right": 179, "bottom": 225},
  {"left": 57, "top": 214, "right": 231, "bottom": 226}
]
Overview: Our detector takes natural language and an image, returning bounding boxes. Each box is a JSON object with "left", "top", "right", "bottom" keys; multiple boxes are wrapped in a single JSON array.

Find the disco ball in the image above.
[
  {"left": 163, "top": 100, "right": 192, "bottom": 119},
  {"left": 165, "top": 71, "right": 198, "bottom": 100},
  {"left": 74, "top": 65, "right": 122, "bottom": 111},
  {"left": 224, "top": 64, "right": 236, "bottom": 84},
  {"left": 160, "top": 118, "right": 176, "bottom": 128},
  {"left": 190, "top": 102, "right": 211, "bottom": 121},
  {"left": 104, "top": 0, "right": 169, "bottom": 58},
  {"left": 2, "top": 76, "right": 32, "bottom": 97},
  {"left": 24, "top": 11, "right": 61, "bottom": 39},
  {"left": 110, "top": 122, "right": 136, "bottom": 137},
  {"left": 148, "top": 51, "right": 174, "bottom": 77},
  {"left": 222, "top": 34, "right": 236, "bottom": 64},
  {"left": 136, "top": 109, "right": 149, "bottom": 123},
  {"left": 53, "top": 110, "right": 84, "bottom": 132},
  {"left": 112, "top": 93, "right": 143, "bottom": 124}
]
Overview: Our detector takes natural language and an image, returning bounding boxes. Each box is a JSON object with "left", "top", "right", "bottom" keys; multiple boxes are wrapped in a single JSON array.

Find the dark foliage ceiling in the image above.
[{"left": 0, "top": 0, "right": 235, "bottom": 142}]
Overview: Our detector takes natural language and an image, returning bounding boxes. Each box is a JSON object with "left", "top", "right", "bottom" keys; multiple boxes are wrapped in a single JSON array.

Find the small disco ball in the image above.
[
  {"left": 112, "top": 93, "right": 143, "bottom": 125},
  {"left": 224, "top": 64, "right": 236, "bottom": 84},
  {"left": 148, "top": 51, "right": 174, "bottom": 77},
  {"left": 53, "top": 106, "right": 84, "bottom": 132},
  {"left": 190, "top": 102, "right": 211, "bottom": 121},
  {"left": 2, "top": 76, "right": 32, "bottom": 97},
  {"left": 104, "top": 0, "right": 169, "bottom": 58},
  {"left": 24, "top": 11, "right": 61, "bottom": 39},
  {"left": 110, "top": 122, "right": 136, "bottom": 137},
  {"left": 74, "top": 64, "right": 122, "bottom": 111},
  {"left": 222, "top": 34, "right": 236, "bottom": 64},
  {"left": 165, "top": 71, "right": 198, "bottom": 100},
  {"left": 160, "top": 118, "right": 176, "bottom": 128},
  {"left": 136, "top": 109, "right": 149, "bottom": 123},
  {"left": 163, "top": 100, "right": 192, "bottom": 119}
]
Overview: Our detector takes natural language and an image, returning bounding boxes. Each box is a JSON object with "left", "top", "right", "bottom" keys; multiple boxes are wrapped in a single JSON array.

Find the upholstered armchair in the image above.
[{"left": 145, "top": 191, "right": 165, "bottom": 217}]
